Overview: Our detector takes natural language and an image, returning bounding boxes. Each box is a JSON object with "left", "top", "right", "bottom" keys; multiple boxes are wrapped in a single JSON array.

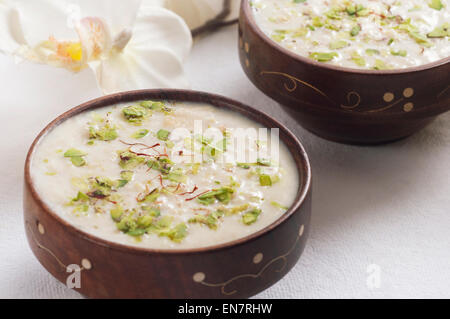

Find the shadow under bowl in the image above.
[
  {"left": 23, "top": 89, "right": 312, "bottom": 298},
  {"left": 238, "top": 0, "right": 450, "bottom": 145}
]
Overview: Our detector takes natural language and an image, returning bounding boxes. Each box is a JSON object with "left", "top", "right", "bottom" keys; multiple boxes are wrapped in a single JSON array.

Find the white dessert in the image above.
[
  {"left": 251, "top": 0, "right": 449, "bottom": 69},
  {"left": 31, "top": 100, "right": 299, "bottom": 249}
]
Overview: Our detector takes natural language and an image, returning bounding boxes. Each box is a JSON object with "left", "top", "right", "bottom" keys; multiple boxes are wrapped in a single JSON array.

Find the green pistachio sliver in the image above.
[
  {"left": 329, "top": 40, "right": 349, "bottom": 50},
  {"left": 157, "top": 129, "right": 170, "bottom": 141},
  {"left": 312, "top": 16, "right": 324, "bottom": 27},
  {"left": 116, "top": 215, "right": 137, "bottom": 232},
  {"left": 271, "top": 33, "right": 285, "bottom": 42},
  {"left": 259, "top": 174, "right": 272, "bottom": 186},
  {"left": 325, "top": 8, "right": 341, "bottom": 20},
  {"left": 118, "top": 170, "right": 134, "bottom": 187},
  {"left": 166, "top": 223, "right": 188, "bottom": 243},
  {"left": 137, "top": 215, "right": 154, "bottom": 228},
  {"left": 293, "top": 0, "right": 306, "bottom": 3},
  {"left": 373, "top": 59, "right": 389, "bottom": 70},
  {"left": 365, "top": 48, "right": 380, "bottom": 56},
  {"left": 390, "top": 50, "right": 407, "bottom": 57},
  {"left": 429, "top": 0, "right": 443, "bottom": 10},
  {"left": 142, "top": 188, "right": 160, "bottom": 203},
  {"left": 346, "top": 4, "right": 356, "bottom": 15},
  {"left": 64, "top": 148, "right": 87, "bottom": 157},
  {"left": 350, "top": 25, "right": 361, "bottom": 37},
  {"left": 351, "top": 51, "right": 366, "bottom": 67},
  {"left": 110, "top": 206, "right": 124, "bottom": 222},
  {"left": 256, "top": 158, "right": 271, "bottom": 166},
  {"left": 89, "top": 125, "right": 118, "bottom": 141},
  {"left": 271, "top": 201, "right": 289, "bottom": 211},
  {"left": 356, "top": 8, "right": 370, "bottom": 17},
  {"left": 131, "top": 129, "right": 149, "bottom": 139},
  {"left": 166, "top": 168, "right": 187, "bottom": 183},
  {"left": 309, "top": 52, "right": 338, "bottom": 62},
  {"left": 197, "top": 187, "right": 234, "bottom": 205},
  {"left": 122, "top": 105, "right": 148, "bottom": 124},
  {"left": 127, "top": 228, "right": 146, "bottom": 237},
  {"left": 70, "top": 156, "right": 86, "bottom": 167},
  {"left": 427, "top": 23, "right": 449, "bottom": 38},
  {"left": 118, "top": 150, "right": 146, "bottom": 169},
  {"left": 189, "top": 210, "right": 224, "bottom": 230},
  {"left": 242, "top": 209, "right": 262, "bottom": 225}
]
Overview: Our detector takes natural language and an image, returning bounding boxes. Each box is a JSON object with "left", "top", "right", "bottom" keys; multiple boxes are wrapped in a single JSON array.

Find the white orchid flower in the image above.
[
  {"left": 164, "top": 0, "right": 240, "bottom": 31},
  {"left": 0, "top": 0, "right": 192, "bottom": 94}
]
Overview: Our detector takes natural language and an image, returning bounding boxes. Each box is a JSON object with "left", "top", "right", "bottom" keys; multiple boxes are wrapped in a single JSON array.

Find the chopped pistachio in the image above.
[
  {"left": 71, "top": 156, "right": 86, "bottom": 167},
  {"left": 427, "top": 23, "right": 449, "bottom": 38},
  {"left": 197, "top": 187, "right": 235, "bottom": 205},
  {"left": 147, "top": 157, "right": 172, "bottom": 174},
  {"left": 373, "top": 59, "right": 389, "bottom": 70},
  {"left": 142, "top": 188, "right": 160, "bottom": 203},
  {"left": 166, "top": 168, "right": 187, "bottom": 183},
  {"left": 157, "top": 129, "right": 170, "bottom": 141},
  {"left": 350, "top": 25, "right": 361, "bottom": 37},
  {"left": 226, "top": 204, "right": 250, "bottom": 216},
  {"left": 259, "top": 174, "right": 272, "bottom": 186},
  {"left": 64, "top": 148, "right": 87, "bottom": 157},
  {"left": 122, "top": 104, "right": 149, "bottom": 124},
  {"left": 365, "top": 48, "right": 380, "bottom": 56},
  {"left": 64, "top": 148, "right": 87, "bottom": 167},
  {"left": 110, "top": 206, "right": 124, "bottom": 222},
  {"left": 429, "top": 0, "right": 443, "bottom": 10},
  {"left": 189, "top": 210, "right": 224, "bottom": 230},
  {"left": 89, "top": 124, "right": 118, "bottom": 141},
  {"left": 329, "top": 40, "right": 349, "bottom": 50},
  {"left": 118, "top": 170, "right": 134, "bottom": 187},
  {"left": 271, "top": 201, "right": 289, "bottom": 210},
  {"left": 390, "top": 49, "right": 407, "bottom": 57},
  {"left": 131, "top": 129, "right": 149, "bottom": 139},
  {"left": 309, "top": 52, "right": 338, "bottom": 62},
  {"left": 162, "top": 223, "right": 188, "bottom": 243},
  {"left": 118, "top": 150, "right": 146, "bottom": 169},
  {"left": 242, "top": 209, "right": 262, "bottom": 225}
]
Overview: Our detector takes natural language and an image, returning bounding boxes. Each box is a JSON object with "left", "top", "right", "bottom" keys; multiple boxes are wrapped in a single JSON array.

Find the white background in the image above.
[{"left": 0, "top": 25, "right": 449, "bottom": 299}]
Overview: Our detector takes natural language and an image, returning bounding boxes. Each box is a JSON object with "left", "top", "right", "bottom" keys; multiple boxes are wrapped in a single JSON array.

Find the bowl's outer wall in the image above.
[
  {"left": 24, "top": 185, "right": 311, "bottom": 298},
  {"left": 239, "top": 1, "right": 450, "bottom": 143},
  {"left": 23, "top": 90, "right": 312, "bottom": 299}
]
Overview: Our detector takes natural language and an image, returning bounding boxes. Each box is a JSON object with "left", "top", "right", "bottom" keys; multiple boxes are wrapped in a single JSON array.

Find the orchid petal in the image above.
[
  {"left": 89, "top": 47, "right": 189, "bottom": 94},
  {"left": 10, "top": 0, "right": 143, "bottom": 46},
  {"left": 131, "top": 5, "right": 192, "bottom": 61},
  {"left": 89, "top": 6, "right": 192, "bottom": 94},
  {"left": 11, "top": 0, "right": 76, "bottom": 47},
  {"left": 0, "top": 2, "right": 26, "bottom": 54},
  {"left": 66, "top": 0, "right": 143, "bottom": 38}
]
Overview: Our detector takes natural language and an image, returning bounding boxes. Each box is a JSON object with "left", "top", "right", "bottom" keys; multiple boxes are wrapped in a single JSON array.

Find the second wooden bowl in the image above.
[{"left": 238, "top": 0, "right": 450, "bottom": 145}]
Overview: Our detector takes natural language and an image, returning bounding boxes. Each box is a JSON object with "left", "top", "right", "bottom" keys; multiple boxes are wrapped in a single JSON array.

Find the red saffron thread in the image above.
[
  {"left": 185, "top": 189, "right": 210, "bottom": 201},
  {"left": 179, "top": 185, "right": 198, "bottom": 196}
]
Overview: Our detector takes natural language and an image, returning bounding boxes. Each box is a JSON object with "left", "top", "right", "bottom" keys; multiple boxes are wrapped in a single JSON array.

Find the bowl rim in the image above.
[
  {"left": 24, "top": 89, "right": 312, "bottom": 256},
  {"left": 241, "top": 0, "right": 450, "bottom": 75}
]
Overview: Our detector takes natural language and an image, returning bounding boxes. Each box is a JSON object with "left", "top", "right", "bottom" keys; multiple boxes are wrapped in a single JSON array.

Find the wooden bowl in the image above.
[
  {"left": 23, "top": 89, "right": 312, "bottom": 298},
  {"left": 239, "top": 0, "right": 450, "bottom": 144}
]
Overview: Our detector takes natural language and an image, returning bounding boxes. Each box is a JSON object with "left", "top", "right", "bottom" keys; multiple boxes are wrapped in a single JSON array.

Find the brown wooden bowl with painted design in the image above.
[
  {"left": 238, "top": 0, "right": 450, "bottom": 145},
  {"left": 23, "top": 89, "right": 312, "bottom": 299}
]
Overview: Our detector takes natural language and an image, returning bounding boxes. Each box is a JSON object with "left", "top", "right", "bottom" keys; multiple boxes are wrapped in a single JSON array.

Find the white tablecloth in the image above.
[{"left": 1, "top": 25, "right": 449, "bottom": 299}]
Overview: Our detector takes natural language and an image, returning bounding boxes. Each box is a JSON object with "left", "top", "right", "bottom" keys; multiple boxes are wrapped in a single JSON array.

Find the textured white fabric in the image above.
[{"left": 0, "top": 25, "right": 449, "bottom": 299}]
